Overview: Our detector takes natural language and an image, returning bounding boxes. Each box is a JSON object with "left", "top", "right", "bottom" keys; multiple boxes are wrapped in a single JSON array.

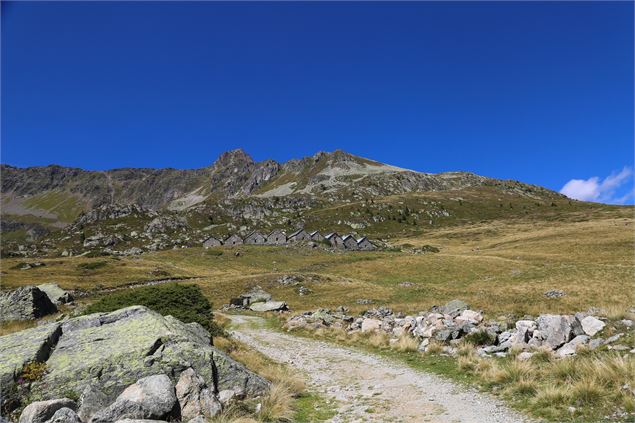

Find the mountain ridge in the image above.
[{"left": 1, "top": 148, "right": 574, "bottom": 251}]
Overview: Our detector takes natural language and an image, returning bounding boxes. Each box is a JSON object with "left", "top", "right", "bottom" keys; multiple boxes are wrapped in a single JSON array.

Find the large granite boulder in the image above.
[
  {"left": 36, "top": 284, "right": 74, "bottom": 305},
  {"left": 0, "top": 287, "right": 57, "bottom": 322},
  {"left": 0, "top": 306, "right": 269, "bottom": 417}
]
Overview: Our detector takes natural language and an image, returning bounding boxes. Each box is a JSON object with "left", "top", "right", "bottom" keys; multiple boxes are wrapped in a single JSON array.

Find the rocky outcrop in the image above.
[
  {"left": 0, "top": 306, "right": 269, "bottom": 419},
  {"left": 0, "top": 286, "right": 57, "bottom": 322},
  {"left": 36, "top": 284, "right": 73, "bottom": 305}
]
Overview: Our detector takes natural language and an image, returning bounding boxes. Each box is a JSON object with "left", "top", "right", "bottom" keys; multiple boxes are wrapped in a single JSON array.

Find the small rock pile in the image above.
[
  {"left": 286, "top": 300, "right": 632, "bottom": 358},
  {"left": 226, "top": 287, "right": 288, "bottom": 312}
]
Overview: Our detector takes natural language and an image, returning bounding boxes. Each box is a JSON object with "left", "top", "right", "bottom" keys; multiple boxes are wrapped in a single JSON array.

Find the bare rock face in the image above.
[{"left": 0, "top": 286, "right": 57, "bottom": 322}]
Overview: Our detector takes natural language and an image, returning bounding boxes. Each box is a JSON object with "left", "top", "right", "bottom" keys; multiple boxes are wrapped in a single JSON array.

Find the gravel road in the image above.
[{"left": 229, "top": 314, "right": 535, "bottom": 423}]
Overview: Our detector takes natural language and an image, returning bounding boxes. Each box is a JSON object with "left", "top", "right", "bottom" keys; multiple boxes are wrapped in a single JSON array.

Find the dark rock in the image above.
[{"left": 0, "top": 286, "right": 57, "bottom": 322}]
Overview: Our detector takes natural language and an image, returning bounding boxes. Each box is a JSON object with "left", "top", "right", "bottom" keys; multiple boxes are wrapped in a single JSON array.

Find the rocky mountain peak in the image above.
[{"left": 211, "top": 148, "right": 255, "bottom": 170}]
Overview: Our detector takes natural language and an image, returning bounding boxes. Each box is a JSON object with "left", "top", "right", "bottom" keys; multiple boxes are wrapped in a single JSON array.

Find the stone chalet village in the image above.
[{"left": 203, "top": 229, "right": 376, "bottom": 251}]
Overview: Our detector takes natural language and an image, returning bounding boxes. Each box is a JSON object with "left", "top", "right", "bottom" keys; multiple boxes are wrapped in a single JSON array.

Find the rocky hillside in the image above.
[{"left": 2, "top": 148, "right": 577, "bottom": 254}]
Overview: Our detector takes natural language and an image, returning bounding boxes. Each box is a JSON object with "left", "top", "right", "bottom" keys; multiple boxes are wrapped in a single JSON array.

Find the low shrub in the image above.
[
  {"left": 85, "top": 283, "right": 215, "bottom": 332},
  {"left": 21, "top": 362, "right": 47, "bottom": 383}
]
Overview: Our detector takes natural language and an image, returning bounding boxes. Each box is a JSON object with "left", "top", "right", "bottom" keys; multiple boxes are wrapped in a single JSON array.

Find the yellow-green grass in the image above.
[
  {"left": 22, "top": 191, "right": 85, "bottom": 223},
  {"left": 3, "top": 212, "right": 633, "bottom": 317}
]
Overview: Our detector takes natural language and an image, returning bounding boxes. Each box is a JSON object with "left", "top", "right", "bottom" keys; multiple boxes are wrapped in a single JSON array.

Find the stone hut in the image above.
[
  {"left": 224, "top": 234, "right": 244, "bottom": 246},
  {"left": 356, "top": 237, "right": 375, "bottom": 251},
  {"left": 342, "top": 235, "right": 359, "bottom": 250},
  {"left": 288, "top": 229, "right": 311, "bottom": 243},
  {"left": 245, "top": 231, "right": 267, "bottom": 245},
  {"left": 203, "top": 236, "right": 223, "bottom": 248},
  {"left": 266, "top": 229, "right": 287, "bottom": 245},
  {"left": 309, "top": 230, "right": 324, "bottom": 242},
  {"left": 325, "top": 232, "right": 345, "bottom": 249}
]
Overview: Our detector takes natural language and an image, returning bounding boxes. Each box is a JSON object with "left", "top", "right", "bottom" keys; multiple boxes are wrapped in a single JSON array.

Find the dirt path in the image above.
[{"left": 229, "top": 315, "right": 534, "bottom": 423}]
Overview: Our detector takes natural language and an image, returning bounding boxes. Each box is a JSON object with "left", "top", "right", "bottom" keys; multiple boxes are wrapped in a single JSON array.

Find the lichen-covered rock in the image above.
[
  {"left": 211, "top": 348, "right": 269, "bottom": 397},
  {"left": 91, "top": 375, "right": 177, "bottom": 423},
  {"left": 43, "top": 408, "right": 81, "bottom": 423},
  {"left": 0, "top": 323, "right": 62, "bottom": 409},
  {"left": 175, "top": 369, "right": 221, "bottom": 421},
  {"left": 19, "top": 399, "right": 76, "bottom": 423},
  {"left": 1, "top": 306, "right": 269, "bottom": 416},
  {"left": 0, "top": 286, "right": 57, "bottom": 322},
  {"left": 36, "top": 284, "right": 73, "bottom": 305}
]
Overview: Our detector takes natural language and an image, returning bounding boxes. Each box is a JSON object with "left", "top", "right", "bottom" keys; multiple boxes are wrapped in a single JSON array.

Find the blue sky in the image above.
[{"left": 2, "top": 1, "right": 633, "bottom": 203}]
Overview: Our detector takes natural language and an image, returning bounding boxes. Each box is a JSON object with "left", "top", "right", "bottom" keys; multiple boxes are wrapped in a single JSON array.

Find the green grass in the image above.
[
  {"left": 22, "top": 191, "right": 85, "bottom": 222},
  {"left": 84, "top": 283, "right": 215, "bottom": 331},
  {"left": 293, "top": 392, "right": 337, "bottom": 422}
]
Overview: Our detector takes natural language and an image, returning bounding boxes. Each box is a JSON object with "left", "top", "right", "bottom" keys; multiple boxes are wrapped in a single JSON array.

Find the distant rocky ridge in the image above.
[
  {"left": 1, "top": 149, "right": 561, "bottom": 219},
  {"left": 1, "top": 149, "right": 568, "bottom": 254}
]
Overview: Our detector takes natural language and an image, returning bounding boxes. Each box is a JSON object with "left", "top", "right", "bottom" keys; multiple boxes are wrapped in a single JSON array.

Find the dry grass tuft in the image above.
[
  {"left": 424, "top": 340, "right": 444, "bottom": 355},
  {"left": 571, "top": 377, "right": 607, "bottom": 405},
  {"left": 258, "top": 383, "right": 294, "bottom": 422},
  {"left": 532, "top": 385, "right": 571, "bottom": 407},
  {"left": 390, "top": 335, "right": 419, "bottom": 352},
  {"left": 368, "top": 331, "right": 390, "bottom": 348}
]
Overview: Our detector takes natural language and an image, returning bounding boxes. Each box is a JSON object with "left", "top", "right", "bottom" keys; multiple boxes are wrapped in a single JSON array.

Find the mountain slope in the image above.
[{"left": 2, "top": 148, "right": 585, "bottom": 253}]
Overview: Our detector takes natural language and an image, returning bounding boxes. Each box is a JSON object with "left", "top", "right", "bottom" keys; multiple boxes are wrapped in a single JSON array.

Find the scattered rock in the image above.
[
  {"left": 249, "top": 301, "right": 288, "bottom": 312},
  {"left": 19, "top": 399, "right": 77, "bottom": 423},
  {"left": 356, "top": 299, "right": 374, "bottom": 305},
  {"left": 536, "top": 315, "right": 573, "bottom": 350},
  {"left": 0, "top": 286, "right": 57, "bottom": 322},
  {"left": 43, "top": 408, "right": 81, "bottom": 423},
  {"left": 37, "top": 283, "right": 74, "bottom": 305},
  {"left": 438, "top": 300, "right": 468, "bottom": 318},
  {"left": 240, "top": 287, "right": 272, "bottom": 305},
  {"left": 544, "top": 289, "right": 565, "bottom": 299},
  {"left": 557, "top": 335, "right": 589, "bottom": 357},
  {"left": 361, "top": 318, "right": 382, "bottom": 333},
  {"left": 579, "top": 316, "right": 605, "bottom": 337}
]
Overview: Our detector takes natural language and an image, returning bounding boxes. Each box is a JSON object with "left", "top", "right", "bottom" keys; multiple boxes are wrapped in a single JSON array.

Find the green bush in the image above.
[{"left": 85, "top": 283, "right": 215, "bottom": 332}]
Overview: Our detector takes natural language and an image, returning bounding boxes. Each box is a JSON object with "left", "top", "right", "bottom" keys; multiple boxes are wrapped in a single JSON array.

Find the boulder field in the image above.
[
  {"left": 286, "top": 300, "right": 629, "bottom": 358},
  {"left": 0, "top": 306, "right": 269, "bottom": 422}
]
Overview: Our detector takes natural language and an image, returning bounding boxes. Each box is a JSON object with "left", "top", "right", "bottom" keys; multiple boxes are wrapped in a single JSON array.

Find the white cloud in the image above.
[{"left": 560, "top": 167, "right": 633, "bottom": 204}]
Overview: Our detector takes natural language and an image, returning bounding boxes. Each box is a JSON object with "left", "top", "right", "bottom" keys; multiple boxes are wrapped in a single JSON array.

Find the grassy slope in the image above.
[{"left": 3, "top": 205, "right": 633, "bottom": 317}]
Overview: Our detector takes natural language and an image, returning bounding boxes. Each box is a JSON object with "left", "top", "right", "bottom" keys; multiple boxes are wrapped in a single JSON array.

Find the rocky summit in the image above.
[{"left": 0, "top": 306, "right": 269, "bottom": 421}]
